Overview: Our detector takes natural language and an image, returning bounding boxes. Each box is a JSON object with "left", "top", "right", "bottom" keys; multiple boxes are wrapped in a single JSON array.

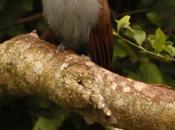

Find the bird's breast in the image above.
[{"left": 42, "top": 0, "right": 100, "bottom": 46}]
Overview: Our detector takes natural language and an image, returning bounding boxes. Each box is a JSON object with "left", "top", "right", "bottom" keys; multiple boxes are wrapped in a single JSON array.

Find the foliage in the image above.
[
  {"left": 113, "top": 14, "right": 175, "bottom": 87},
  {"left": 112, "top": 0, "right": 175, "bottom": 89},
  {"left": 0, "top": 0, "right": 175, "bottom": 130},
  {"left": 113, "top": 15, "right": 175, "bottom": 61}
]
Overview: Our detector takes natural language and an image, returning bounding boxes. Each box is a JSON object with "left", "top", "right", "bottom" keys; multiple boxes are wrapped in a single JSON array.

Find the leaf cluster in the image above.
[{"left": 113, "top": 15, "right": 175, "bottom": 86}]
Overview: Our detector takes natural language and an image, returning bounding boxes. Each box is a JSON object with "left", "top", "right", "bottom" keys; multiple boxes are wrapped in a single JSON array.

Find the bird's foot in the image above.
[{"left": 56, "top": 43, "right": 66, "bottom": 53}]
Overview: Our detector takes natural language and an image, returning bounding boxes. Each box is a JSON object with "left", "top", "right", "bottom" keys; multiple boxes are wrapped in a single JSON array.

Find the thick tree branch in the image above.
[{"left": 0, "top": 32, "right": 175, "bottom": 130}]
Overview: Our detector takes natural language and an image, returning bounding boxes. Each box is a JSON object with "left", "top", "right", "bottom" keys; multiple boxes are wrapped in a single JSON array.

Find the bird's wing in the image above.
[{"left": 89, "top": 0, "right": 113, "bottom": 70}]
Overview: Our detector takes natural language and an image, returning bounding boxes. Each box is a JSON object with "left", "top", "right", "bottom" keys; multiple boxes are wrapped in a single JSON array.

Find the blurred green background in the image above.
[{"left": 0, "top": 0, "right": 175, "bottom": 130}]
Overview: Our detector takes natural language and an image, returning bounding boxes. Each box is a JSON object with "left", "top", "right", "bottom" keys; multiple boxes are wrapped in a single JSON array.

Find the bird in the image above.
[{"left": 42, "top": 0, "right": 113, "bottom": 70}]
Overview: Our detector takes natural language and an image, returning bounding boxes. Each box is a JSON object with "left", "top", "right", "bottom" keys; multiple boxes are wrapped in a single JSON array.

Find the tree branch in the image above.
[{"left": 0, "top": 32, "right": 175, "bottom": 130}]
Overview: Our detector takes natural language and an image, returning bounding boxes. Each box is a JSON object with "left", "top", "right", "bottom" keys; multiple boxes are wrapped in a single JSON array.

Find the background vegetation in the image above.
[{"left": 0, "top": 0, "right": 175, "bottom": 129}]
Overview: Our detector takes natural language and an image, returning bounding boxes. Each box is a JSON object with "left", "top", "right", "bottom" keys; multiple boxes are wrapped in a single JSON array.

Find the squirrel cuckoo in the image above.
[{"left": 42, "top": 0, "right": 113, "bottom": 70}]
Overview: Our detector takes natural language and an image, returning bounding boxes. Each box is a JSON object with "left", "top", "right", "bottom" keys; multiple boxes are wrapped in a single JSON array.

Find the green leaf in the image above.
[
  {"left": 138, "top": 60, "right": 164, "bottom": 83},
  {"left": 129, "top": 59, "right": 164, "bottom": 84},
  {"left": 147, "top": 34, "right": 155, "bottom": 44},
  {"left": 33, "top": 114, "right": 66, "bottom": 130},
  {"left": 128, "top": 71, "right": 141, "bottom": 81},
  {"left": 116, "top": 15, "right": 131, "bottom": 32},
  {"left": 112, "top": 29, "right": 118, "bottom": 36},
  {"left": 164, "top": 44, "right": 175, "bottom": 57},
  {"left": 148, "top": 28, "right": 167, "bottom": 53},
  {"left": 33, "top": 117, "right": 57, "bottom": 130},
  {"left": 132, "top": 25, "right": 146, "bottom": 45},
  {"left": 146, "top": 12, "right": 162, "bottom": 27},
  {"left": 155, "top": 28, "right": 167, "bottom": 53}
]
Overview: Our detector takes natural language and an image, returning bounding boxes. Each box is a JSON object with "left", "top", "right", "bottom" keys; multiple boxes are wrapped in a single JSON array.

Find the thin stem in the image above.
[{"left": 117, "top": 35, "right": 175, "bottom": 62}]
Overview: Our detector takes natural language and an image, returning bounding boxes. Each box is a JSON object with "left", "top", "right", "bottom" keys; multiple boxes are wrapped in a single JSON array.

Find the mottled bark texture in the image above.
[{"left": 0, "top": 32, "right": 175, "bottom": 130}]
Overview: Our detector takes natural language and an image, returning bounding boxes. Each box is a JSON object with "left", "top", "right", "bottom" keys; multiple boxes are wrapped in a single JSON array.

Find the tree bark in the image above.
[{"left": 0, "top": 32, "right": 175, "bottom": 130}]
